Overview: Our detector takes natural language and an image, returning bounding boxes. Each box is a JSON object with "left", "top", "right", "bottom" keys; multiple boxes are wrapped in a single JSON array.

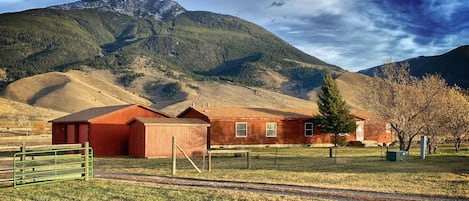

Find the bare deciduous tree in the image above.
[
  {"left": 361, "top": 62, "right": 448, "bottom": 151},
  {"left": 420, "top": 77, "right": 450, "bottom": 154},
  {"left": 441, "top": 88, "right": 469, "bottom": 152}
]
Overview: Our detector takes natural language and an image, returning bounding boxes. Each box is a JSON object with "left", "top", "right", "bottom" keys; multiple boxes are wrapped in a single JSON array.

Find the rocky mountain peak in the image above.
[{"left": 50, "top": 0, "right": 186, "bottom": 20}]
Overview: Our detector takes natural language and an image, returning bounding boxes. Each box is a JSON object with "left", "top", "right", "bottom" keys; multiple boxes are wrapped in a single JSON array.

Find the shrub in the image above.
[{"left": 31, "top": 120, "right": 47, "bottom": 135}]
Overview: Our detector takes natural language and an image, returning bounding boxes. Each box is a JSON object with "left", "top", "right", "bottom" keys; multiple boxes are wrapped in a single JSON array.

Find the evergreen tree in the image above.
[{"left": 316, "top": 74, "right": 356, "bottom": 148}]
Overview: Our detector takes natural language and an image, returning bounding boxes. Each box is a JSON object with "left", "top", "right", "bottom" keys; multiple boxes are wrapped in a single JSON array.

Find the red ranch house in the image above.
[
  {"left": 50, "top": 104, "right": 170, "bottom": 156},
  {"left": 178, "top": 106, "right": 392, "bottom": 148}
]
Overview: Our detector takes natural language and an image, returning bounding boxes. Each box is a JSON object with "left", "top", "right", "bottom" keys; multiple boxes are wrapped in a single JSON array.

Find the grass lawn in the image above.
[
  {"left": 95, "top": 146, "right": 469, "bottom": 197},
  {"left": 0, "top": 146, "right": 468, "bottom": 200},
  {"left": 0, "top": 179, "right": 317, "bottom": 201}
]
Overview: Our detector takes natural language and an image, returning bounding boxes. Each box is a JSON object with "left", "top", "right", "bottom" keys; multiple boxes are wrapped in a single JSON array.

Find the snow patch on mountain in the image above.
[{"left": 50, "top": 0, "right": 186, "bottom": 20}]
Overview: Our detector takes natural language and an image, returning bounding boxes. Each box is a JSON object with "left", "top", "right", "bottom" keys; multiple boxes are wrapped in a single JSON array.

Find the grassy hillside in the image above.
[
  {"left": 0, "top": 8, "right": 342, "bottom": 95},
  {"left": 2, "top": 69, "right": 152, "bottom": 113},
  {"left": 0, "top": 63, "right": 369, "bottom": 119}
]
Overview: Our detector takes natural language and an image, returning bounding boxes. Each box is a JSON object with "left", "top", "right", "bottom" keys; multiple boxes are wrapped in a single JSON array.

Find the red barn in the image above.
[
  {"left": 50, "top": 104, "right": 170, "bottom": 156},
  {"left": 178, "top": 106, "right": 392, "bottom": 148},
  {"left": 128, "top": 118, "right": 209, "bottom": 158}
]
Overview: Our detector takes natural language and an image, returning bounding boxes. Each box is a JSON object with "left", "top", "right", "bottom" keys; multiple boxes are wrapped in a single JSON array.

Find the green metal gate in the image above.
[{"left": 13, "top": 143, "right": 93, "bottom": 188}]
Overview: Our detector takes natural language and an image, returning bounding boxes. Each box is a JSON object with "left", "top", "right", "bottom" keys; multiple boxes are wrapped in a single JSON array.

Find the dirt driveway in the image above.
[{"left": 95, "top": 171, "right": 465, "bottom": 201}]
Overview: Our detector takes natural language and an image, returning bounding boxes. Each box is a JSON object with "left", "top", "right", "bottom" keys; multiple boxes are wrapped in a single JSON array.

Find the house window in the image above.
[
  {"left": 385, "top": 123, "right": 392, "bottom": 133},
  {"left": 266, "top": 122, "right": 277, "bottom": 137},
  {"left": 304, "top": 122, "right": 313, "bottom": 137},
  {"left": 236, "top": 122, "right": 247, "bottom": 137}
]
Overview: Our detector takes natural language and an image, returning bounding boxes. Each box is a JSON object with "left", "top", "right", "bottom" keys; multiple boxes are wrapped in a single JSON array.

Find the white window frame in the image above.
[
  {"left": 235, "top": 122, "right": 248, "bottom": 137},
  {"left": 266, "top": 122, "right": 277, "bottom": 137},
  {"left": 304, "top": 122, "right": 313, "bottom": 137}
]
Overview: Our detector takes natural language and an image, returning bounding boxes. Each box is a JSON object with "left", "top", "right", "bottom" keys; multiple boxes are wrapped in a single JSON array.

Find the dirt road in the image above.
[{"left": 95, "top": 172, "right": 465, "bottom": 201}]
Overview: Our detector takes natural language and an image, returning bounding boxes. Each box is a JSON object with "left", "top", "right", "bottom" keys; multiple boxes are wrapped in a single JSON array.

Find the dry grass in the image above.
[
  {"left": 0, "top": 134, "right": 51, "bottom": 147},
  {"left": 0, "top": 136, "right": 467, "bottom": 199},
  {"left": 0, "top": 179, "right": 321, "bottom": 201},
  {"left": 94, "top": 146, "right": 469, "bottom": 198},
  {"left": 2, "top": 70, "right": 152, "bottom": 114}
]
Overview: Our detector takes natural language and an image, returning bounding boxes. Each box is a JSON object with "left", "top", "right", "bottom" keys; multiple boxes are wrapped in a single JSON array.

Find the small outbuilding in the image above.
[
  {"left": 50, "top": 104, "right": 170, "bottom": 156},
  {"left": 128, "top": 118, "right": 209, "bottom": 158}
]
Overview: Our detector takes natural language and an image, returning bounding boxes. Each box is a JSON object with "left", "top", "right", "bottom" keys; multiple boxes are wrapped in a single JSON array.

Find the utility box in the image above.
[{"left": 386, "top": 150, "right": 407, "bottom": 162}]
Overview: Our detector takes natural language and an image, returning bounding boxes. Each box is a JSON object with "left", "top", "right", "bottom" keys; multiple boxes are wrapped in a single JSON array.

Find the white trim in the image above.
[
  {"left": 265, "top": 122, "right": 277, "bottom": 137},
  {"left": 385, "top": 123, "right": 392, "bottom": 133},
  {"left": 304, "top": 122, "right": 313, "bottom": 137},
  {"left": 211, "top": 143, "right": 335, "bottom": 149},
  {"left": 235, "top": 122, "right": 248, "bottom": 137}
]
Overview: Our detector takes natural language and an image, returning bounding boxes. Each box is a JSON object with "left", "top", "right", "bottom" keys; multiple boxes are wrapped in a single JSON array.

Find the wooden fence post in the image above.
[
  {"left": 208, "top": 151, "right": 212, "bottom": 172},
  {"left": 83, "top": 142, "right": 90, "bottom": 181},
  {"left": 20, "top": 142, "right": 26, "bottom": 184},
  {"left": 247, "top": 151, "right": 251, "bottom": 169},
  {"left": 172, "top": 136, "right": 176, "bottom": 175}
]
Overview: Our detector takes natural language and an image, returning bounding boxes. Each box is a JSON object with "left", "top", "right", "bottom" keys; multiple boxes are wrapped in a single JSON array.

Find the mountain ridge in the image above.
[
  {"left": 359, "top": 45, "right": 469, "bottom": 89},
  {"left": 50, "top": 0, "right": 185, "bottom": 20}
]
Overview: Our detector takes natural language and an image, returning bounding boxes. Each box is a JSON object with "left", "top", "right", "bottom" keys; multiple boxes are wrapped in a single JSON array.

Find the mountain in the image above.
[
  {"left": 0, "top": 0, "right": 367, "bottom": 121},
  {"left": 0, "top": 0, "right": 342, "bottom": 95},
  {"left": 50, "top": 0, "right": 185, "bottom": 20},
  {"left": 359, "top": 45, "right": 469, "bottom": 89}
]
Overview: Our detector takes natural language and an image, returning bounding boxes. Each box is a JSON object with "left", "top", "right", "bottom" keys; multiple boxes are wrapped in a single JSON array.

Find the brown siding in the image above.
[
  {"left": 145, "top": 126, "right": 207, "bottom": 158},
  {"left": 178, "top": 107, "right": 391, "bottom": 147},
  {"left": 128, "top": 120, "right": 208, "bottom": 158},
  {"left": 365, "top": 120, "right": 393, "bottom": 144},
  {"left": 209, "top": 119, "right": 335, "bottom": 146}
]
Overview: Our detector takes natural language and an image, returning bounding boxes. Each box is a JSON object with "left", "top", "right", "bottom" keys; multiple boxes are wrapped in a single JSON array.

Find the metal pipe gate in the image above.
[{"left": 12, "top": 142, "right": 93, "bottom": 188}]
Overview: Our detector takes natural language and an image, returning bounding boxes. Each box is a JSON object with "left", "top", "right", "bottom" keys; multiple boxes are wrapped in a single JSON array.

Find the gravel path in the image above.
[{"left": 95, "top": 172, "right": 465, "bottom": 201}]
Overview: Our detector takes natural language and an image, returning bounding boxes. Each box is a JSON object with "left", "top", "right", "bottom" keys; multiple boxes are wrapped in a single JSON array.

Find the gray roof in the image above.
[
  {"left": 129, "top": 117, "right": 209, "bottom": 126},
  {"left": 50, "top": 104, "right": 169, "bottom": 123}
]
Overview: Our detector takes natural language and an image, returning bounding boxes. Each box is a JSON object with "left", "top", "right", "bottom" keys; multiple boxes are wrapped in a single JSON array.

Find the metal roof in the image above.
[
  {"left": 178, "top": 106, "right": 368, "bottom": 120},
  {"left": 181, "top": 106, "right": 318, "bottom": 119},
  {"left": 50, "top": 104, "right": 170, "bottom": 123},
  {"left": 129, "top": 117, "right": 209, "bottom": 126}
]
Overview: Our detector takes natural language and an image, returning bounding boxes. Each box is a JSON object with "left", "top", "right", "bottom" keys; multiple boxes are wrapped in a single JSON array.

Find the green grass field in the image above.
[{"left": 1, "top": 146, "right": 468, "bottom": 200}]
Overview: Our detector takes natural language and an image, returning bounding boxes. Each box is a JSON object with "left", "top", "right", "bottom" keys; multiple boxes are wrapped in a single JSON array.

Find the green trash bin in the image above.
[{"left": 386, "top": 150, "right": 407, "bottom": 162}]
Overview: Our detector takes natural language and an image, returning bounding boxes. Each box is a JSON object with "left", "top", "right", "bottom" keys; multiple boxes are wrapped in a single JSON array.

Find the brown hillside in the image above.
[
  {"left": 1, "top": 63, "right": 368, "bottom": 117},
  {"left": 2, "top": 70, "right": 152, "bottom": 113},
  {"left": 335, "top": 72, "right": 370, "bottom": 109}
]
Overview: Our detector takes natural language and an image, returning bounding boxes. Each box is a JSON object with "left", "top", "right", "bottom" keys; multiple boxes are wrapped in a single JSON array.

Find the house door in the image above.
[{"left": 356, "top": 121, "right": 364, "bottom": 141}]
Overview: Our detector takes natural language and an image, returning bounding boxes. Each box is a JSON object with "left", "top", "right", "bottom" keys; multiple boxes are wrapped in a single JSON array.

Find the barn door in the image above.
[
  {"left": 355, "top": 121, "right": 364, "bottom": 141},
  {"left": 66, "top": 124, "right": 77, "bottom": 144},
  {"left": 78, "top": 124, "right": 89, "bottom": 143}
]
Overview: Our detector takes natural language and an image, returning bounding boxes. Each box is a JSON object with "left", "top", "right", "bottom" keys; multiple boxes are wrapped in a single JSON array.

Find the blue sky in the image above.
[{"left": 1, "top": 0, "right": 468, "bottom": 72}]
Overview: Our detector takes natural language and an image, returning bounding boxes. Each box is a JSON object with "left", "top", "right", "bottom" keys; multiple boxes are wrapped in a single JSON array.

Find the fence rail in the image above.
[
  {"left": 12, "top": 142, "right": 93, "bottom": 188},
  {"left": 0, "top": 168, "right": 13, "bottom": 184}
]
